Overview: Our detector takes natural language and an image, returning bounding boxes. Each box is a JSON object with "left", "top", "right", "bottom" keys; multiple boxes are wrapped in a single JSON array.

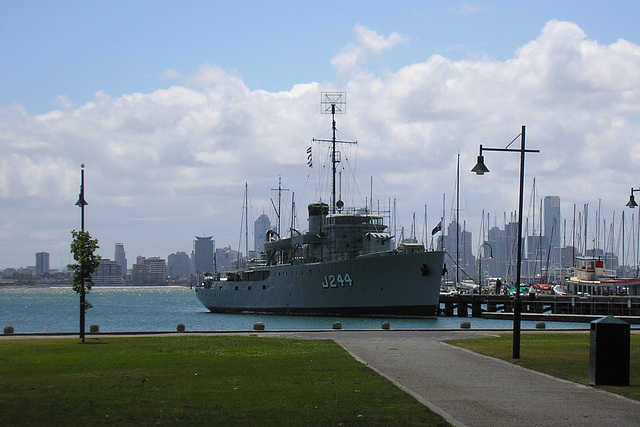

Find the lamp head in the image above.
[
  {"left": 471, "top": 154, "right": 489, "bottom": 175},
  {"left": 627, "top": 194, "right": 638, "bottom": 208}
]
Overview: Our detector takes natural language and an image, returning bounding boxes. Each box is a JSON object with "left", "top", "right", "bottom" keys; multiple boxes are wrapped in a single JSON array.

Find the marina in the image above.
[{"left": 439, "top": 293, "right": 640, "bottom": 322}]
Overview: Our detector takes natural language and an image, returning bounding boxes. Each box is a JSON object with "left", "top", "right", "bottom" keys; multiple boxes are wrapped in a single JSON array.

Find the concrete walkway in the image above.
[{"left": 278, "top": 330, "right": 640, "bottom": 427}]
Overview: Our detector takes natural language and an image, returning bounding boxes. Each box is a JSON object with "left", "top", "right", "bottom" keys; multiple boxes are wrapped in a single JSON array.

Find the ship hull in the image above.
[{"left": 195, "top": 250, "right": 444, "bottom": 318}]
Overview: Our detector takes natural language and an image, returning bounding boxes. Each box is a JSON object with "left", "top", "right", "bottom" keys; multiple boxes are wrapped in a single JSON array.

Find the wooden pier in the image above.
[{"left": 439, "top": 294, "right": 640, "bottom": 319}]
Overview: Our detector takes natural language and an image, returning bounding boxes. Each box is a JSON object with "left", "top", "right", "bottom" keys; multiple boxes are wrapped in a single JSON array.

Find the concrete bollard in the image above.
[
  {"left": 381, "top": 322, "right": 390, "bottom": 330},
  {"left": 89, "top": 324, "right": 100, "bottom": 333},
  {"left": 332, "top": 322, "right": 342, "bottom": 330},
  {"left": 253, "top": 322, "right": 265, "bottom": 331},
  {"left": 4, "top": 325, "right": 14, "bottom": 335},
  {"left": 176, "top": 323, "right": 186, "bottom": 332},
  {"left": 536, "top": 322, "right": 546, "bottom": 329},
  {"left": 460, "top": 321, "right": 471, "bottom": 329}
]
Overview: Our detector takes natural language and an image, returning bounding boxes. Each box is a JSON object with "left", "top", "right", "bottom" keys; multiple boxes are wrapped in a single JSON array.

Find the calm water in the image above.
[{"left": 0, "top": 285, "right": 594, "bottom": 334}]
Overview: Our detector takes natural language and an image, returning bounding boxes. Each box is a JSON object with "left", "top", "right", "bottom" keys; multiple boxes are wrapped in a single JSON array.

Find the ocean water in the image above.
[{"left": 0, "top": 285, "right": 593, "bottom": 334}]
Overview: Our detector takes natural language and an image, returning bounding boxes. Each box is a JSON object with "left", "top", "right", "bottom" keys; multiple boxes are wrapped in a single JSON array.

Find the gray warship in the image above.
[{"left": 195, "top": 93, "right": 445, "bottom": 317}]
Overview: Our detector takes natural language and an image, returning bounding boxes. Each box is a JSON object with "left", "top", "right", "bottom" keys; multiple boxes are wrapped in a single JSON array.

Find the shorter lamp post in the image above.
[
  {"left": 478, "top": 242, "right": 493, "bottom": 294},
  {"left": 472, "top": 125, "right": 540, "bottom": 359}
]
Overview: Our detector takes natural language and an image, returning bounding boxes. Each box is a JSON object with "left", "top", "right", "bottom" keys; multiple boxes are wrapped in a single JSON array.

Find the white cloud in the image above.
[
  {"left": 1, "top": 21, "right": 640, "bottom": 268},
  {"left": 161, "top": 69, "right": 181, "bottom": 80},
  {"left": 448, "top": 3, "right": 484, "bottom": 15},
  {"left": 186, "top": 64, "right": 248, "bottom": 90},
  {"left": 55, "top": 95, "right": 75, "bottom": 109},
  {"left": 331, "top": 25, "right": 408, "bottom": 84}
]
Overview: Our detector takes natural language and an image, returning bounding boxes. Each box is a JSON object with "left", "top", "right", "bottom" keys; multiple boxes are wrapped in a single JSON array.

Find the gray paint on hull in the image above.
[{"left": 195, "top": 250, "right": 444, "bottom": 317}]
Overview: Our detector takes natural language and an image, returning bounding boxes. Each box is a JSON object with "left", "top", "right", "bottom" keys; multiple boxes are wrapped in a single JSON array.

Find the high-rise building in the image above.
[
  {"left": 167, "top": 251, "right": 190, "bottom": 278},
  {"left": 131, "top": 256, "right": 166, "bottom": 284},
  {"left": 194, "top": 236, "right": 214, "bottom": 273},
  {"left": 146, "top": 257, "right": 166, "bottom": 283},
  {"left": 35, "top": 252, "right": 50, "bottom": 276},
  {"left": 486, "top": 226, "right": 506, "bottom": 279},
  {"left": 254, "top": 213, "right": 271, "bottom": 254},
  {"left": 114, "top": 243, "right": 127, "bottom": 276},
  {"left": 93, "top": 259, "right": 124, "bottom": 285}
]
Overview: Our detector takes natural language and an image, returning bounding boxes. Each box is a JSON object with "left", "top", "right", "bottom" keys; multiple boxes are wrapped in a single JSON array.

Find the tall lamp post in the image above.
[
  {"left": 472, "top": 125, "right": 540, "bottom": 359},
  {"left": 75, "top": 163, "right": 88, "bottom": 342},
  {"left": 478, "top": 242, "right": 493, "bottom": 294}
]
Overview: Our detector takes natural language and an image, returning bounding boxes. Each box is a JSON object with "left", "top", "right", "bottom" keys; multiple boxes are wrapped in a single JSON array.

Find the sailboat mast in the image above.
[
  {"left": 290, "top": 192, "right": 296, "bottom": 237},
  {"left": 245, "top": 182, "right": 249, "bottom": 260},
  {"left": 456, "top": 153, "right": 460, "bottom": 286},
  {"left": 441, "top": 193, "right": 445, "bottom": 252},
  {"left": 620, "top": 211, "right": 625, "bottom": 275}
]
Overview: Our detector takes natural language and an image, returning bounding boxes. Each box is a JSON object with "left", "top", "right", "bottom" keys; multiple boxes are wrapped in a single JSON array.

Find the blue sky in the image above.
[
  {"left": 4, "top": 1, "right": 638, "bottom": 113},
  {"left": 1, "top": 1, "right": 640, "bottom": 269}
]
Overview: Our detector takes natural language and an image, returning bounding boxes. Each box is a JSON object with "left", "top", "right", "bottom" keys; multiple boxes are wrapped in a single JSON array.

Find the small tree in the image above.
[{"left": 68, "top": 230, "right": 101, "bottom": 342}]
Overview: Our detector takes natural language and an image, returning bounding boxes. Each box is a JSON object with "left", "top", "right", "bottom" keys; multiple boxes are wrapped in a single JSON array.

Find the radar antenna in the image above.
[{"left": 313, "top": 92, "right": 357, "bottom": 214}]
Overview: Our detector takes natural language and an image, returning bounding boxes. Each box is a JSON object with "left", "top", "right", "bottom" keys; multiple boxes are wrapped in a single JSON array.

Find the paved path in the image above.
[{"left": 277, "top": 330, "right": 640, "bottom": 427}]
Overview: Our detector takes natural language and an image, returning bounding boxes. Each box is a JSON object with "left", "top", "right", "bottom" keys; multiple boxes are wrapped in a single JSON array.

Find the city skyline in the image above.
[
  {"left": 10, "top": 189, "right": 640, "bottom": 277},
  {"left": 2, "top": 2, "right": 640, "bottom": 269}
]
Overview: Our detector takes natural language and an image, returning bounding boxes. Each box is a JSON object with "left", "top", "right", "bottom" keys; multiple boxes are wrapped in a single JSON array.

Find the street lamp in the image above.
[
  {"left": 472, "top": 125, "right": 540, "bottom": 359},
  {"left": 75, "top": 163, "right": 88, "bottom": 342},
  {"left": 626, "top": 187, "right": 640, "bottom": 278},
  {"left": 478, "top": 242, "right": 493, "bottom": 294},
  {"left": 626, "top": 188, "right": 640, "bottom": 208}
]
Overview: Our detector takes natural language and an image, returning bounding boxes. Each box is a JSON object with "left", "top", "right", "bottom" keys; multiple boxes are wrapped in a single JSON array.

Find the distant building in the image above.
[
  {"left": 2, "top": 268, "right": 17, "bottom": 276},
  {"left": 131, "top": 256, "right": 166, "bottom": 284},
  {"left": 194, "top": 236, "right": 214, "bottom": 274},
  {"left": 216, "top": 246, "right": 241, "bottom": 273},
  {"left": 114, "top": 243, "right": 127, "bottom": 276},
  {"left": 146, "top": 257, "right": 166, "bottom": 283},
  {"left": 254, "top": 213, "right": 271, "bottom": 254},
  {"left": 35, "top": 252, "right": 50, "bottom": 276},
  {"left": 93, "top": 259, "right": 124, "bottom": 285},
  {"left": 131, "top": 262, "right": 148, "bottom": 284},
  {"left": 167, "top": 251, "right": 190, "bottom": 278}
]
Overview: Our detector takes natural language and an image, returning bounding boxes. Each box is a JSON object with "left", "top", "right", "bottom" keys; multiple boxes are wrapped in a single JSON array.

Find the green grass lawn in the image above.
[
  {"left": 446, "top": 333, "right": 640, "bottom": 401},
  {"left": 0, "top": 336, "right": 450, "bottom": 426}
]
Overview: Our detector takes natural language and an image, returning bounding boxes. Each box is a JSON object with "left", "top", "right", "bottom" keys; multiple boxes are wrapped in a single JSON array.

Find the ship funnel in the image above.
[{"left": 308, "top": 203, "right": 329, "bottom": 234}]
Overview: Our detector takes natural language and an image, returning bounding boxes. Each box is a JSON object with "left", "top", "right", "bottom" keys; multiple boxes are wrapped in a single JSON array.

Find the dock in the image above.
[{"left": 439, "top": 294, "right": 640, "bottom": 322}]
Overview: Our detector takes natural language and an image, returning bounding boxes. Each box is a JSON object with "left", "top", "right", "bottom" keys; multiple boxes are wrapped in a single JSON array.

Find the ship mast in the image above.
[{"left": 313, "top": 92, "right": 357, "bottom": 214}]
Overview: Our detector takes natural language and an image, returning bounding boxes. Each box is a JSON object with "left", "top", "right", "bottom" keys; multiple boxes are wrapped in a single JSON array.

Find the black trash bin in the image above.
[{"left": 589, "top": 315, "right": 630, "bottom": 386}]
